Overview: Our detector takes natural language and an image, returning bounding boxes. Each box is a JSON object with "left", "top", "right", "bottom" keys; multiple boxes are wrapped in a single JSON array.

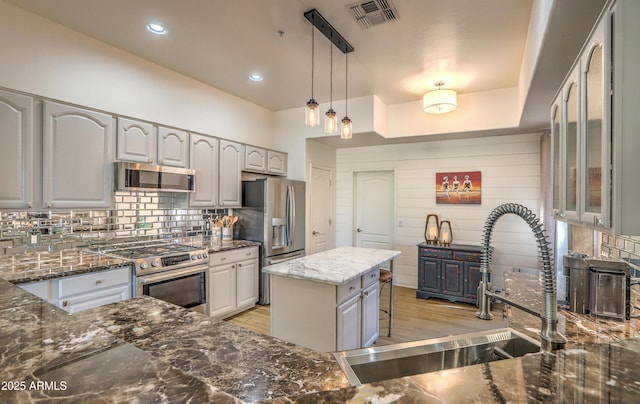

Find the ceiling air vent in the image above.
[{"left": 349, "top": 0, "right": 399, "bottom": 29}]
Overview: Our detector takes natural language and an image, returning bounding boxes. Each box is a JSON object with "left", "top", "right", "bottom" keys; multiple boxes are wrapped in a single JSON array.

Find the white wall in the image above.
[
  {"left": 336, "top": 133, "right": 544, "bottom": 291},
  {"left": 0, "top": 1, "right": 273, "bottom": 147}
]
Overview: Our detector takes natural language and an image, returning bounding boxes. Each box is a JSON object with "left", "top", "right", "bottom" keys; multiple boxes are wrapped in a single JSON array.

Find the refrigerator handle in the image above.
[{"left": 286, "top": 185, "right": 295, "bottom": 246}]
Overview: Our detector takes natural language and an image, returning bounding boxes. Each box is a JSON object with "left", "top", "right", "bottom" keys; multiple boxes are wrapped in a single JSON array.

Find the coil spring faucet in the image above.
[{"left": 475, "top": 203, "right": 566, "bottom": 352}]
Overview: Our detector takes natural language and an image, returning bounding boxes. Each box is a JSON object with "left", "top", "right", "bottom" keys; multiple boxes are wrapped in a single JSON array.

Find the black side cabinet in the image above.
[{"left": 417, "top": 243, "right": 486, "bottom": 305}]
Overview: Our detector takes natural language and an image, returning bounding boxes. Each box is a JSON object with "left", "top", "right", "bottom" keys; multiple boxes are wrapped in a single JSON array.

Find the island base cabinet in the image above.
[
  {"left": 337, "top": 293, "right": 361, "bottom": 351},
  {"left": 271, "top": 275, "right": 337, "bottom": 352},
  {"left": 270, "top": 268, "right": 380, "bottom": 353}
]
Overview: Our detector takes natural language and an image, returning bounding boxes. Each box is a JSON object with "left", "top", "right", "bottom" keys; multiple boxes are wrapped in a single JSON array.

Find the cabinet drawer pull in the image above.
[
  {"left": 221, "top": 257, "right": 226, "bottom": 261},
  {"left": 95, "top": 279, "right": 105, "bottom": 284},
  {"left": 349, "top": 286, "right": 355, "bottom": 291},
  {"left": 246, "top": 252, "right": 251, "bottom": 256},
  {"left": 62, "top": 300, "right": 68, "bottom": 307},
  {"left": 363, "top": 291, "right": 369, "bottom": 296}
]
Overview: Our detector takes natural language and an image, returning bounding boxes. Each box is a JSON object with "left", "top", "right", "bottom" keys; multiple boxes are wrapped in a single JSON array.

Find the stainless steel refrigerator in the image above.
[{"left": 234, "top": 178, "right": 305, "bottom": 304}]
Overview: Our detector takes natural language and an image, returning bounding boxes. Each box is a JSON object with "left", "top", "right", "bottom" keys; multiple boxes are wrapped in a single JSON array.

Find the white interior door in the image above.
[
  {"left": 355, "top": 171, "right": 394, "bottom": 250},
  {"left": 310, "top": 166, "right": 332, "bottom": 254}
]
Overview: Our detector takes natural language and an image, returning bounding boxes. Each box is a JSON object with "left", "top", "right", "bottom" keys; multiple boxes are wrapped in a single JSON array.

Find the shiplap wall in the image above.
[{"left": 335, "top": 133, "right": 545, "bottom": 291}]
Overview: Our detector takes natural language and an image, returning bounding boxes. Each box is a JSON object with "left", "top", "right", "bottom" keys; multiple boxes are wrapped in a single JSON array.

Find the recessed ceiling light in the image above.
[
  {"left": 146, "top": 23, "right": 167, "bottom": 35},
  {"left": 249, "top": 73, "right": 263, "bottom": 82}
]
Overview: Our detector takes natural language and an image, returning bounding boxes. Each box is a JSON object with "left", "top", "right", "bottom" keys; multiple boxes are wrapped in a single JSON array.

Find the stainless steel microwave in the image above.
[{"left": 115, "top": 162, "right": 195, "bottom": 192}]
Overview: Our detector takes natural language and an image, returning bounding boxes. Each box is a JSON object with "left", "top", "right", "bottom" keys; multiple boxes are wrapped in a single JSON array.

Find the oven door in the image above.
[{"left": 137, "top": 265, "right": 207, "bottom": 314}]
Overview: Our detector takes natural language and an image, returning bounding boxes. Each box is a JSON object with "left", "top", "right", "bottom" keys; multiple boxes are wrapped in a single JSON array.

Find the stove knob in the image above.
[
  {"left": 197, "top": 254, "right": 203, "bottom": 259},
  {"left": 191, "top": 255, "right": 197, "bottom": 260},
  {"left": 140, "top": 262, "right": 149, "bottom": 269},
  {"left": 151, "top": 260, "right": 158, "bottom": 267},
  {"left": 203, "top": 253, "right": 208, "bottom": 259}
]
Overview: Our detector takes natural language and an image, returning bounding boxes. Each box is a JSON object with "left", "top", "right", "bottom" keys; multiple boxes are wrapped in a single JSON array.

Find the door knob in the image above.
[
  {"left": 357, "top": 228, "right": 363, "bottom": 232},
  {"left": 312, "top": 230, "right": 319, "bottom": 235}
]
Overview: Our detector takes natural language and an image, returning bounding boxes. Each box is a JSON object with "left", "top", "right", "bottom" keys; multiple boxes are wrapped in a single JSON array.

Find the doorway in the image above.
[
  {"left": 310, "top": 166, "right": 332, "bottom": 254},
  {"left": 354, "top": 171, "right": 394, "bottom": 250}
]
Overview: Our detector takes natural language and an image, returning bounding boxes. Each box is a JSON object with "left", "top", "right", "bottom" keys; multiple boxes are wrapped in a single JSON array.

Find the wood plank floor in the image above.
[{"left": 226, "top": 286, "right": 506, "bottom": 348}]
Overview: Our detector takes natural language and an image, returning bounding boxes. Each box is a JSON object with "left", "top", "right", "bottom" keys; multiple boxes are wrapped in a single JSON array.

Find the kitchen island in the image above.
[{"left": 263, "top": 246, "right": 401, "bottom": 352}]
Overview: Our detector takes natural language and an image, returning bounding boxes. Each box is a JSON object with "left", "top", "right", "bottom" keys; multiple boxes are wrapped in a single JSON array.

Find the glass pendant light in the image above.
[
  {"left": 340, "top": 52, "right": 352, "bottom": 139},
  {"left": 305, "top": 26, "right": 319, "bottom": 127},
  {"left": 324, "top": 38, "right": 337, "bottom": 134}
]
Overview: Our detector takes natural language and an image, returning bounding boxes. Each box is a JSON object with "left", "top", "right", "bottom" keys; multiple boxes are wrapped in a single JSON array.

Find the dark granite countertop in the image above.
[
  {"left": 0, "top": 239, "right": 261, "bottom": 285},
  {"left": 503, "top": 271, "right": 640, "bottom": 347},
  {"left": 0, "top": 249, "right": 131, "bottom": 285},
  {"left": 4, "top": 253, "right": 640, "bottom": 403}
]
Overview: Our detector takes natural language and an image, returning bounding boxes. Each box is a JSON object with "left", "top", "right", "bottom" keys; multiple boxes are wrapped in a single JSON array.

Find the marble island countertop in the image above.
[{"left": 263, "top": 246, "right": 401, "bottom": 285}]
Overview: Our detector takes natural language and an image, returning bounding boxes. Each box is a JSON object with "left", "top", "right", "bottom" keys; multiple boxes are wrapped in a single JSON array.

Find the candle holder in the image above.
[
  {"left": 439, "top": 220, "right": 453, "bottom": 246},
  {"left": 424, "top": 214, "right": 439, "bottom": 245}
]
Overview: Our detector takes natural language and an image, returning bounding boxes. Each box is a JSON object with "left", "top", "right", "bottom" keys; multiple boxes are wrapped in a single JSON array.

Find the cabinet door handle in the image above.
[
  {"left": 62, "top": 300, "right": 68, "bottom": 307},
  {"left": 363, "top": 291, "right": 369, "bottom": 297},
  {"left": 238, "top": 263, "right": 242, "bottom": 267},
  {"left": 356, "top": 228, "right": 363, "bottom": 232},
  {"left": 349, "top": 286, "right": 355, "bottom": 291},
  {"left": 221, "top": 257, "right": 226, "bottom": 261}
]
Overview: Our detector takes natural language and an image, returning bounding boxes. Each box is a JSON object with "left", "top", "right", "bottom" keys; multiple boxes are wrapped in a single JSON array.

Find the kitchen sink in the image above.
[{"left": 333, "top": 328, "right": 540, "bottom": 385}]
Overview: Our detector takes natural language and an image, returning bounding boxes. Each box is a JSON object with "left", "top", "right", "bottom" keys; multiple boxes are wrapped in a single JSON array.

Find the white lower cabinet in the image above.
[
  {"left": 208, "top": 247, "right": 259, "bottom": 319},
  {"left": 336, "top": 293, "right": 361, "bottom": 352},
  {"left": 18, "top": 267, "right": 132, "bottom": 313},
  {"left": 271, "top": 267, "right": 380, "bottom": 352}
]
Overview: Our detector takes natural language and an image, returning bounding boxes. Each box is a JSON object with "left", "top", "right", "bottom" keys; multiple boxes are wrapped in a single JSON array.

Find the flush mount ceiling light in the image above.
[
  {"left": 423, "top": 81, "right": 457, "bottom": 114},
  {"left": 249, "top": 73, "right": 263, "bottom": 82},
  {"left": 146, "top": 23, "right": 167, "bottom": 35}
]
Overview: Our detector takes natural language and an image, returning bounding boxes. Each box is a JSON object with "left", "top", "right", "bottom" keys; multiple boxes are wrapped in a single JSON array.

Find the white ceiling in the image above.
[{"left": 4, "top": 0, "right": 606, "bottom": 132}]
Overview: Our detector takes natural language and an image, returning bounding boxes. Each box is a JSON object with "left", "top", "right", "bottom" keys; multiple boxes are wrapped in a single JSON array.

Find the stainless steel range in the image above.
[{"left": 88, "top": 240, "right": 209, "bottom": 313}]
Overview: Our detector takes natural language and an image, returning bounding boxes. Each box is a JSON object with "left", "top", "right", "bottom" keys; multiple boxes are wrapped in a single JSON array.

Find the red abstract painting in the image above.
[{"left": 436, "top": 171, "right": 481, "bottom": 204}]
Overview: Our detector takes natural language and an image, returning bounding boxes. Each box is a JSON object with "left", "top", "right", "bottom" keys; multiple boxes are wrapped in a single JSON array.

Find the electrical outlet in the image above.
[
  {"left": 30, "top": 234, "right": 38, "bottom": 244},
  {"left": 398, "top": 220, "right": 403, "bottom": 227}
]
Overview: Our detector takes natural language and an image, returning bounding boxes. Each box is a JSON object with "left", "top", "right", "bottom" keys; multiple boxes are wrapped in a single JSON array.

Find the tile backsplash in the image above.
[
  {"left": 601, "top": 233, "right": 640, "bottom": 277},
  {"left": 0, "top": 191, "right": 227, "bottom": 254}
]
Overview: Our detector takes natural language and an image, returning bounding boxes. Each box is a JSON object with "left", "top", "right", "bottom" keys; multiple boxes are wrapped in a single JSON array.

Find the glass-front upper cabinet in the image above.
[
  {"left": 551, "top": 0, "right": 640, "bottom": 235},
  {"left": 580, "top": 18, "right": 610, "bottom": 228},
  {"left": 551, "top": 102, "right": 562, "bottom": 214},
  {"left": 562, "top": 67, "right": 580, "bottom": 221}
]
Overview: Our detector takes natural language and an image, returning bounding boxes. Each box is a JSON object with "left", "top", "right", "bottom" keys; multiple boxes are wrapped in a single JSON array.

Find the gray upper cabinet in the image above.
[
  {"left": 219, "top": 140, "right": 243, "bottom": 207},
  {"left": 552, "top": 0, "right": 640, "bottom": 235},
  {"left": 243, "top": 145, "right": 287, "bottom": 176},
  {"left": 43, "top": 101, "right": 113, "bottom": 209},
  {"left": 0, "top": 90, "right": 34, "bottom": 209},
  {"left": 116, "top": 117, "right": 155, "bottom": 163},
  {"left": 267, "top": 150, "right": 287, "bottom": 176},
  {"left": 244, "top": 145, "right": 267, "bottom": 173},
  {"left": 189, "top": 133, "right": 219, "bottom": 207},
  {"left": 158, "top": 126, "right": 189, "bottom": 167}
]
